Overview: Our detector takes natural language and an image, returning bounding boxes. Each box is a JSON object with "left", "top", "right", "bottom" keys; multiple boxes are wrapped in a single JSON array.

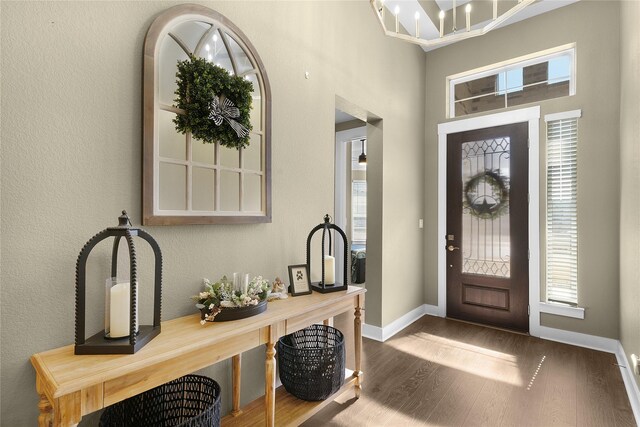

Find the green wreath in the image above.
[
  {"left": 173, "top": 55, "right": 253, "bottom": 150},
  {"left": 463, "top": 171, "right": 509, "bottom": 219}
]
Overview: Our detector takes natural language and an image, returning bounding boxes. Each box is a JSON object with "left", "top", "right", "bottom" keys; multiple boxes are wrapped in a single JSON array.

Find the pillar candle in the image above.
[
  {"left": 493, "top": 0, "right": 498, "bottom": 20},
  {"left": 453, "top": 0, "right": 457, "bottom": 31},
  {"left": 323, "top": 255, "right": 335, "bottom": 285},
  {"left": 439, "top": 11, "right": 445, "bottom": 38},
  {"left": 394, "top": 5, "right": 400, "bottom": 33},
  {"left": 109, "top": 281, "right": 137, "bottom": 338},
  {"left": 466, "top": 4, "right": 471, "bottom": 32}
]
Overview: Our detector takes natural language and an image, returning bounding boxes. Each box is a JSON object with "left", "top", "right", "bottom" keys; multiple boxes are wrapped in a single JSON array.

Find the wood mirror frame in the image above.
[{"left": 143, "top": 4, "right": 271, "bottom": 225}]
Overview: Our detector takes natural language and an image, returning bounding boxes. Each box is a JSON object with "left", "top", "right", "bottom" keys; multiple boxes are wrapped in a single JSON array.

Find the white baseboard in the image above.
[
  {"left": 536, "top": 325, "right": 618, "bottom": 353},
  {"left": 423, "top": 304, "right": 441, "bottom": 317},
  {"left": 363, "top": 304, "right": 441, "bottom": 342},
  {"left": 616, "top": 341, "right": 640, "bottom": 424},
  {"left": 362, "top": 323, "right": 383, "bottom": 341}
]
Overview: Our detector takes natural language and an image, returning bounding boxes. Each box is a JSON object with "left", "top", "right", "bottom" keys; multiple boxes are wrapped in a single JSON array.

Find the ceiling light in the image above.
[
  {"left": 358, "top": 139, "right": 367, "bottom": 165},
  {"left": 370, "top": 0, "right": 536, "bottom": 50}
]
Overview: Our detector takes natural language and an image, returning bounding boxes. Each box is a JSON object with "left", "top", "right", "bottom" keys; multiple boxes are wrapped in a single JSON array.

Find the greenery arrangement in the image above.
[
  {"left": 193, "top": 275, "right": 270, "bottom": 323},
  {"left": 174, "top": 55, "right": 253, "bottom": 150},
  {"left": 463, "top": 171, "right": 509, "bottom": 220}
]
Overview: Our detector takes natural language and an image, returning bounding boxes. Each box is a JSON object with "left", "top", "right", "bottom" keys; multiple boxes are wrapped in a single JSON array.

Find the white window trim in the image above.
[
  {"left": 446, "top": 43, "right": 577, "bottom": 118},
  {"left": 544, "top": 109, "right": 582, "bottom": 122},
  {"left": 542, "top": 109, "right": 583, "bottom": 319},
  {"left": 539, "top": 302, "right": 585, "bottom": 319}
]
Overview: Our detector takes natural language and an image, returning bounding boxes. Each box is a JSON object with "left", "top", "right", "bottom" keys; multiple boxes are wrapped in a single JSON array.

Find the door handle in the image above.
[{"left": 446, "top": 245, "right": 460, "bottom": 252}]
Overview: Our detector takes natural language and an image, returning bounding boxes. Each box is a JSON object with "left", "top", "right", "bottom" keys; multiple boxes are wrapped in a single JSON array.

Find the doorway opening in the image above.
[{"left": 335, "top": 109, "right": 367, "bottom": 286}]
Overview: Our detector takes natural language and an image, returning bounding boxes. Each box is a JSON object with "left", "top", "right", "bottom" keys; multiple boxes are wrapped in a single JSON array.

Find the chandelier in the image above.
[{"left": 370, "top": 0, "right": 536, "bottom": 50}]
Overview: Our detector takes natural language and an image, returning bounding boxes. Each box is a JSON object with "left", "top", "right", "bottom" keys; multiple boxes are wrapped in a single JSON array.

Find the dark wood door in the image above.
[{"left": 446, "top": 123, "right": 529, "bottom": 332}]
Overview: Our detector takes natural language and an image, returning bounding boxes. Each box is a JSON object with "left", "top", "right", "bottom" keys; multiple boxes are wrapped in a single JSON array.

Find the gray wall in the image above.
[
  {"left": 0, "top": 1, "right": 425, "bottom": 424},
  {"left": 424, "top": 1, "right": 621, "bottom": 338},
  {"left": 619, "top": 0, "right": 640, "bottom": 392}
]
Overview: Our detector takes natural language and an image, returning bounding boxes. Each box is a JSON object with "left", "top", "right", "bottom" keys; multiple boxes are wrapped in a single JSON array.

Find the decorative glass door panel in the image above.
[
  {"left": 461, "top": 138, "right": 511, "bottom": 278},
  {"left": 447, "top": 123, "right": 529, "bottom": 333}
]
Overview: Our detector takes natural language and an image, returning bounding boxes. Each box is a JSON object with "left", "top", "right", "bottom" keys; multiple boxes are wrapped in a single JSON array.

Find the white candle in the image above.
[
  {"left": 109, "top": 281, "right": 137, "bottom": 338},
  {"left": 493, "top": 0, "right": 498, "bottom": 20},
  {"left": 414, "top": 12, "right": 420, "bottom": 38},
  {"left": 466, "top": 4, "right": 471, "bottom": 32},
  {"left": 323, "top": 255, "right": 335, "bottom": 285},
  {"left": 394, "top": 5, "right": 400, "bottom": 33},
  {"left": 453, "top": 0, "right": 457, "bottom": 31},
  {"left": 380, "top": 0, "right": 385, "bottom": 20},
  {"left": 439, "top": 10, "right": 445, "bottom": 38}
]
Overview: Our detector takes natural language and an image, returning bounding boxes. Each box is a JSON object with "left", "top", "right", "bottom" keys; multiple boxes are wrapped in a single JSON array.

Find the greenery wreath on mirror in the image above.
[
  {"left": 463, "top": 170, "right": 509, "bottom": 220},
  {"left": 173, "top": 55, "right": 253, "bottom": 150}
]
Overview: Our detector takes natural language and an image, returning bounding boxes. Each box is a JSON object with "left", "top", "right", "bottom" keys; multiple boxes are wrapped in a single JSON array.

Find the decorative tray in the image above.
[{"left": 200, "top": 300, "right": 268, "bottom": 322}]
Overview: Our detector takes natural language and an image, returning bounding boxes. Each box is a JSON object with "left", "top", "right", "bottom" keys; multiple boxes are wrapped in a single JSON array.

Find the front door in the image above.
[{"left": 446, "top": 123, "right": 529, "bottom": 332}]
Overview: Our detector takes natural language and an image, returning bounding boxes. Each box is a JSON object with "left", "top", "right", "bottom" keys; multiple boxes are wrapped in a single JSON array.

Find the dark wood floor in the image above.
[{"left": 303, "top": 315, "right": 635, "bottom": 427}]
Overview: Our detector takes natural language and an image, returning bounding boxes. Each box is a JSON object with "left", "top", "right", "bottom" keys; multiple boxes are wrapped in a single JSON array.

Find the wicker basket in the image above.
[
  {"left": 277, "top": 324, "right": 345, "bottom": 401},
  {"left": 99, "top": 375, "right": 221, "bottom": 427}
]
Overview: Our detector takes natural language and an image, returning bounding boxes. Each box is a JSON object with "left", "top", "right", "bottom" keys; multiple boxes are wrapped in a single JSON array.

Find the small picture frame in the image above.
[{"left": 287, "top": 264, "right": 312, "bottom": 296}]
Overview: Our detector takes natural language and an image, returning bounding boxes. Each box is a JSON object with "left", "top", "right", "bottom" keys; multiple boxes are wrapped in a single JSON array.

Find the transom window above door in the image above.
[{"left": 448, "top": 44, "right": 575, "bottom": 118}]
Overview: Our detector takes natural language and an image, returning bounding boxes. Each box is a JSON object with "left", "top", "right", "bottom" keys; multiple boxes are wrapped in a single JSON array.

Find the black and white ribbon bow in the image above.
[{"left": 208, "top": 95, "right": 250, "bottom": 139}]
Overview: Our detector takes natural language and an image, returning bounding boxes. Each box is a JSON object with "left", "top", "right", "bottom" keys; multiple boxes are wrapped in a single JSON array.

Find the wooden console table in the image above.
[{"left": 31, "top": 286, "right": 365, "bottom": 426}]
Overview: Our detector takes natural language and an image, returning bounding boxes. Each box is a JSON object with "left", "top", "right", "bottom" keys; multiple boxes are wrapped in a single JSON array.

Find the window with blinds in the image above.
[
  {"left": 352, "top": 180, "right": 367, "bottom": 245},
  {"left": 545, "top": 111, "right": 581, "bottom": 306}
]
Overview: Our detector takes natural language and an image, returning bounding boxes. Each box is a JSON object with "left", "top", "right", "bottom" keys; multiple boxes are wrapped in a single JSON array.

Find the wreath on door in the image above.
[
  {"left": 173, "top": 55, "right": 253, "bottom": 150},
  {"left": 463, "top": 170, "right": 509, "bottom": 219}
]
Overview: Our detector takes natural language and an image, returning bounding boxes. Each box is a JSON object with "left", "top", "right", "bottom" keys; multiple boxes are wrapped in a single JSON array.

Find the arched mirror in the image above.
[{"left": 143, "top": 4, "right": 271, "bottom": 225}]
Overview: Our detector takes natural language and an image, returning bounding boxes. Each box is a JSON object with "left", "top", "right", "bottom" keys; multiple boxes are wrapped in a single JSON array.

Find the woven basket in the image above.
[
  {"left": 99, "top": 375, "right": 221, "bottom": 427},
  {"left": 277, "top": 324, "right": 345, "bottom": 401}
]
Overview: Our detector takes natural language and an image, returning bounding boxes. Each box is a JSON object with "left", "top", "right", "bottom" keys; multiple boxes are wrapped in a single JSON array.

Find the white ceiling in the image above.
[
  {"left": 385, "top": 0, "right": 580, "bottom": 51},
  {"left": 435, "top": 0, "right": 472, "bottom": 12}
]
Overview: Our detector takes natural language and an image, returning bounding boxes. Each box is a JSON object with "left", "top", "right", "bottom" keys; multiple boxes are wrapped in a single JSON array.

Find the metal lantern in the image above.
[
  {"left": 306, "top": 214, "right": 349, "bottom": 293},
  {"left": 74, "top": 210, "right": 162, "bottom": 355}
]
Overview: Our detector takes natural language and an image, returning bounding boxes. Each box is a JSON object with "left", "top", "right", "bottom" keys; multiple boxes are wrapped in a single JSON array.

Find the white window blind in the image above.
[
  {"left": 352, "top": 180, "right": 367, "bottom": 244},
  {"left": 545, "top": 111, "right": 580, "bottom": 306}
]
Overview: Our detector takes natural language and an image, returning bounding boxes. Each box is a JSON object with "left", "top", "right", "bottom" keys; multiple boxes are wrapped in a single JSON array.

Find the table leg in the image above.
[
  {"left": 231, "top": 354, "right": 242, "bottom": 417},
  {"left": 36, "top": 375, "right": 81, "bottom": 427},
  {"left": 265, "top": 335, "right": 276, "bottom": 427},
  {"left": 354, "top": 297, "right": 363, "bottom": 399},
  {"left": 36, "top": 375, "right": 53, "bottom": 427}
]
